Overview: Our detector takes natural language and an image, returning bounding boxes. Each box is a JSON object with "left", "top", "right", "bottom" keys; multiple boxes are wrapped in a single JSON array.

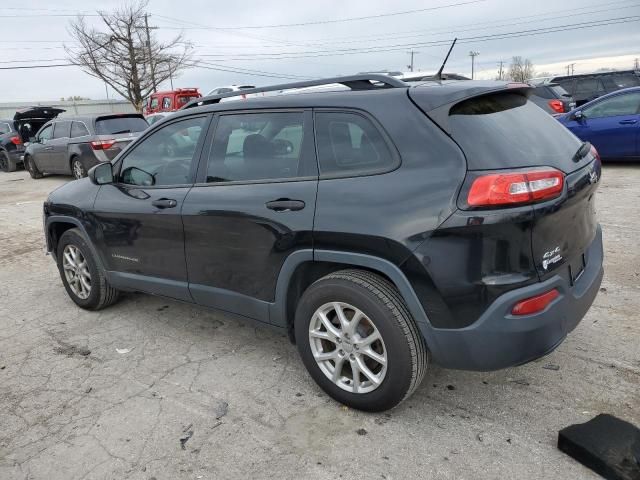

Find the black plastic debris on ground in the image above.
[{"left": 558, "top": 414, "right": 640, "bottom": 480}]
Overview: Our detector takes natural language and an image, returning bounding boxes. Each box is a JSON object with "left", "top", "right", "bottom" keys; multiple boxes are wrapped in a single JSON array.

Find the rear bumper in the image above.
[{"left": 424, "top": 225, "right": 603, "bottom": 371}]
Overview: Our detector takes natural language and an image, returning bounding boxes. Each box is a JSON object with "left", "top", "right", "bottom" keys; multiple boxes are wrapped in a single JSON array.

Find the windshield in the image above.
[
  {"left": 95, "top": 116, "right": 148, "bottom": 135},
  {"left": 449, "top": 92, "right": 581, "bottom": 171}
]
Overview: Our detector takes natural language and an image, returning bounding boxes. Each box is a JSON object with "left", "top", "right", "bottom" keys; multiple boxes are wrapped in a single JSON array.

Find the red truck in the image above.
[{"left": 144, "top": 88, "right": 202, "bottom": 115}]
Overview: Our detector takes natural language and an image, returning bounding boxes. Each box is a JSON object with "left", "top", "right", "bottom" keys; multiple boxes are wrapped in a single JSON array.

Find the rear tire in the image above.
[
  {"left": 294, "top": 269, "right": 428, "bottom": 411},
  {"left": 25, "top": 155, "right": 43, "bottom": 179},
  {"left": 71, "top": 157, "right": 86, "bottom": 179},
  {"left": 0, "top": 150, "right": 16, "bottom": 172},
  {"left": 57, "top": 228, "right": 119, "bottom": 310}
]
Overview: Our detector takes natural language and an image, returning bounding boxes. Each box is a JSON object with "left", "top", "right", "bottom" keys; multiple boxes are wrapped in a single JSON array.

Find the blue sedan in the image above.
[{"left": 557, "top": 87, "right": 640, "bottom": 161}]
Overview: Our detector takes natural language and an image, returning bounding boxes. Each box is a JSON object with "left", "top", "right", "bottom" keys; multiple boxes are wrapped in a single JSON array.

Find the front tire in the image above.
[
  {"left": 25, "top": 155, "right": 43, "bottom": 179},
  {"left": 57, "top": 228, "right": 119, "bottom": 310},
  {"left": 295, "top": 269, "right": 428, "bottom": 411}
]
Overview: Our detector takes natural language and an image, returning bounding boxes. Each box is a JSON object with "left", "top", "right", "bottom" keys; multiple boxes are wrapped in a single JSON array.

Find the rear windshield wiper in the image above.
[{"left": 573, "top": 141, "right": 591, "bottom": 161}]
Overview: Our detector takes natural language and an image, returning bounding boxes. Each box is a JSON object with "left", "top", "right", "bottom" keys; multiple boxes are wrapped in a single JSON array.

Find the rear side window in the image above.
[
  {"left": 0, "top": 122, "right": 11, "bottom": 134},
  {"left": 52, "top": 121, "right": 71, "bottom": 139},
  {"left": 314, "top": 112, "right": 396, "bottom": 177},
  {"left": 448, "top": 92, "right": 580, "bottom": 170},
  {"left": 607, "top": 73, "right": 640, "bottom": 89},
  {"left": 162, "top": 97, "right": 171, "bottom": 109},
  {"left": 96, "top": 116, "right": 148, "bottom": 135},
  {"left": 575, "top": 77, "right": 603, "bottom": 97},
  {"left": 70, "top": 121, "right": 89, "bottom": 138},
  {"left": 150, "top": 97, "right": 159, "bottom": 109},
  {"left": 206, "top": 112, "right": 306, "bottom": 183}
]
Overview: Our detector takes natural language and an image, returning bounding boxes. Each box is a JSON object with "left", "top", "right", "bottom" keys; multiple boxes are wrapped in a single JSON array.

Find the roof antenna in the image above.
[{"left": 435, "top": 38, "right": 457, "bottom": 80}]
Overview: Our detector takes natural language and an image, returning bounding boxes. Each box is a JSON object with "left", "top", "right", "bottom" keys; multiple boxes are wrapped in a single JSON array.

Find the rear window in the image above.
[
  {"left": 448, "top": 92, "right": 580, "bottom": 170},
  {"left": 95, "top": 116, "right": 148, "bottom": 135},
  {"left": 549, "top": 85, "right": 571, "bottom": 98}
]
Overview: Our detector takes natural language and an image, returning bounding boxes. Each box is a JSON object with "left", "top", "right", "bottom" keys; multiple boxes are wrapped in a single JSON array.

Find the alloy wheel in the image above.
[
  {"left": 72, "top": 160, "right": 85, "bottom": 179},
  {"left": 308, "top": 302, "right": 388, "bottom": 394},
  {"left": 62, "top": 244, "right": 91, "bottom": 299}
]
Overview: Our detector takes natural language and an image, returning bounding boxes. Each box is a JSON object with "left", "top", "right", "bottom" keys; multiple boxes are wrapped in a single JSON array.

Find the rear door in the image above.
[
  {"left": 433, "top": 90, "right": 600, "bottom": 279},
  {"left": 182, "top": 110, "right": 317, "bottom": 323},
  {"left": 49, "top": 120, "right": 72, "bottom": 174},
  {"left": 572, "top": 91, "right": 640, "bottom": 158},
  {"left": 92, "top": 115, "right": 209, "bottom": 301}
]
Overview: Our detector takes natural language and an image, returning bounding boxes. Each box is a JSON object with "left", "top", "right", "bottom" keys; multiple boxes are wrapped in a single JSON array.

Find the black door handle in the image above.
[
  {"left": 152, "top": 198, "right": 177, "bottom": 209},
  {"left": 619, "top": 119, "right": 638, "bottom": 125},
  {"left": 265, "top": 199, "right": 305, "bottom": 212}
]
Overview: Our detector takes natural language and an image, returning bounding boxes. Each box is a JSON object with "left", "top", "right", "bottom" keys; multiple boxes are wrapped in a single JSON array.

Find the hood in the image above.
[{"left": 14, "top": 106, "right": 65, "bottom": 121}]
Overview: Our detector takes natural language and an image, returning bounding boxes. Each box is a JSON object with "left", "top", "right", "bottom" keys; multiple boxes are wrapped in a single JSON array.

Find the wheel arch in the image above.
[
  {"left": 272, "top": 250, "right": 432, "bottom": 345},
  {"left": 45, "top": 216, "right": 104, "bottom": 270}
]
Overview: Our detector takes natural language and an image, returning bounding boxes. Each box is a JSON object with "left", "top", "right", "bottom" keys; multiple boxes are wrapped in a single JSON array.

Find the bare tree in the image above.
[
  {"left": 508, "top": 56, "right": 535, "bottom": 82},
  {"left": 66, "top": 1, "right": 193, "bottom": 111}
]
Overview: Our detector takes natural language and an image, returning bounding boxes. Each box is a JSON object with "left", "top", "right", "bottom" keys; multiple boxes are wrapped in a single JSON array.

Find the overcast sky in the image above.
[{"left": 1, "top": 0, "right": 639, "bottom": 102}]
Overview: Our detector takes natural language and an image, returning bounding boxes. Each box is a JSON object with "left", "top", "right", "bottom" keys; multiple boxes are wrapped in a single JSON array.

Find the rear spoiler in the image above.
[{"left": 410, "top": 82, "right": 533, "bottom": 135}]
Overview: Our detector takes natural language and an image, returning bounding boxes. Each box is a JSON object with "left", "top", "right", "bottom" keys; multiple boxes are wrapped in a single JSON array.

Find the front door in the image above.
[
  {"left": 182, "top": 110, "right": 318, "bottom": 323},
  {"left": 92, "top": 114, "right": 209, "bottom": 301},
  {"left": 30, "top": 123, "right": 54, "bottom": 172},
  {"left": 569, "top": 91, "right": 640, "bottom": 159}
]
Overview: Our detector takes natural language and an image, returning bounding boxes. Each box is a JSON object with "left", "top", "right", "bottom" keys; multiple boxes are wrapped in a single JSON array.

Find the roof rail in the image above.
[{"left": 182, "top": 74, "right": 407, "bottom": 109}]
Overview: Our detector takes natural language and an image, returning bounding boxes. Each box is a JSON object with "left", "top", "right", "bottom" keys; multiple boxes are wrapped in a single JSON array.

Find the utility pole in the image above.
[
  {"left": 407, "top": 49, "right": 419, "bottom": 72},
  {"left": 144, "top": 13, "right": 157, "bottom": 93},
  {"left": 634, "top": 58, "right": 639, "bottom": 70},
  {"left": 497, "top": 60, "right": 505, "bottom": 80},
  {"left": 566, "top": 62, "right": 576, "bottom": 75},
  {"left": 469, "top": 51, "right": 479, "bottom": 79}
]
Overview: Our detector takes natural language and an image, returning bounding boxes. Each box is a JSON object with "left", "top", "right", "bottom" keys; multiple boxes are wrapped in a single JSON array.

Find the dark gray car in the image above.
[
  {"left": 24, "top": 113, "right": 148, "bottom": 179},
  {"left": 529, "top": 83, "right": 576, "bottom": 115}
]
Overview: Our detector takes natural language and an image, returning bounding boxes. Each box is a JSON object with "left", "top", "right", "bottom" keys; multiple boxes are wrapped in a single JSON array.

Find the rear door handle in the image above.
[
  {"left": 265, "top": 199, "right": 305, "bottom": 212},
  {"left": 619, "top": 119, "right": 638, "bottom": 125},
  {"left": 152, "top": 198, "right": 177, "bottom": 209}
]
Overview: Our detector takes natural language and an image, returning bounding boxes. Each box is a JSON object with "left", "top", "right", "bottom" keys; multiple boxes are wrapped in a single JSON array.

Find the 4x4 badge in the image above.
[{"left": 542, "top": 246, "right": 562, "bottom": 270}]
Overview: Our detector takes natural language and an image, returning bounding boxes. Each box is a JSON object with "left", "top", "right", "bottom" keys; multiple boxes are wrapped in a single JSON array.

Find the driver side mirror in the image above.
[
  {"left": 89, "top": 162, "right": 114, "bottom": 185},
  {"left": 572, "top": 110, "right": 585, "bottom": 121},
  {"left": 29, "top": 137, "right": 38, "bottom": 143}
]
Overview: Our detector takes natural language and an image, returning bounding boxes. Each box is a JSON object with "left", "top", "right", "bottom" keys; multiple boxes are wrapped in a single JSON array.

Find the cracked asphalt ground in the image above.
[{"left": 1, "top": 166, "right": 639, "bottom": 480}]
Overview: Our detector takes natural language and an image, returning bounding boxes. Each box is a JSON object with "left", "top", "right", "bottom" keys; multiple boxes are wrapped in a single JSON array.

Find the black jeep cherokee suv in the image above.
[{"left": 43, "top": 75, "right": 603, "bottom": 411}]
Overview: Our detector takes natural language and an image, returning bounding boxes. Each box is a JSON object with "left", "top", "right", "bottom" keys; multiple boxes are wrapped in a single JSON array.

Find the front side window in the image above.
[
  {"left": 583, "top": 92, "right": 640, "bottom": 119},
  {"left": 119, "top": 116, "right": 206, "bottom": 186},
  {"left": 52, "top": 121, "right": 71, "bottom": 139},
  {"left": 162, "top": 97, "right": 172, "bottom": 110},
  {"left": 206, "top": 112, "right": 305, "bottom": 183},
  {"left": 38, "top": 124, "right": 53, "bottom": 141},
  {"left": 70, "top": 121, "right": 90, "bottom": 138},
  {"left": 314, "top": 111, "right": 396, "bottom": 177},
  {"left": 150, "top": 97, "right": 159, "bottom": 109}
]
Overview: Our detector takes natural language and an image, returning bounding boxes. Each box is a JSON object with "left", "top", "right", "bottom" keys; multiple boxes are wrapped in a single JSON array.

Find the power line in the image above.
[{"left": 157, "top": 0, "right": 487, "bottom": 30}]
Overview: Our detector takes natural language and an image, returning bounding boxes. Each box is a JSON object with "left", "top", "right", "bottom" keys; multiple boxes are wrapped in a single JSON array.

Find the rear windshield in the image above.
[
  {"left": 177, "top": 95, "right": 199, "bottom": 105},
  {"left": 95, "top": 116, "right": 148, "bottom": 135},
  {"left": 449, "top": 92, "right": 581, "bottom": 170},
  {"left": 549, "top": 85, "right": 571, "bottom": 98}
]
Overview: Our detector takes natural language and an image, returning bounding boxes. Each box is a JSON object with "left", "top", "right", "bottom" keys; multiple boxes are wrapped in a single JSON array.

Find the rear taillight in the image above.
[
  {"left": 10, "top": 136, "right": 22, "bottom": 145},
  {"left": 90, "top": 140, "right": 116, "bottom": 150},
  {"left": 466, "top": 168, "right": 565, "bottom": 208},
  {"left": 590, "top": 144, "right": 601, "bottom": 164},
  {"left": 548, "top": 99, "right": 564, "bottom": 113},
  {"left": 511, "top": 288, "right": 559, "bottom": 315}
]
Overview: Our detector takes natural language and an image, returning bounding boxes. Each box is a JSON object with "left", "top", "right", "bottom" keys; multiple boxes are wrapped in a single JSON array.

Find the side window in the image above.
[
  {"left": 314, "top": 112, "right": 396, "bottom": 177},
  {"left": 575, "top": 78, "right": 603, "bottom": 98},
  {"left": 38, "top": 124, "right": 53, "bottom": 141},
  {"left": 583, "top": 92, "right": 640, "bottom": 119},
  {"left": 216, "top": 88, "right": 233, "bottom": 94},
  {"left": 0, "top": 122, "right": 11, "bottom": 134},
  {"left": 52, "top": 121, "right": 71, "bottom": 139},
  {"left": 119, "top": 116, "right": 206, "bottom": 187},
  {"left": 162, "top": 97, "right": 172, "bottom": 110},
  {"left": 206, "top": 112, "right": 305, "bottom": 183},
  {"left": 150, "top": 97, "right": 159, "bottom": 110},
  {"left": 70, "top": 121, "right": 89, "bottom": 138}
]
